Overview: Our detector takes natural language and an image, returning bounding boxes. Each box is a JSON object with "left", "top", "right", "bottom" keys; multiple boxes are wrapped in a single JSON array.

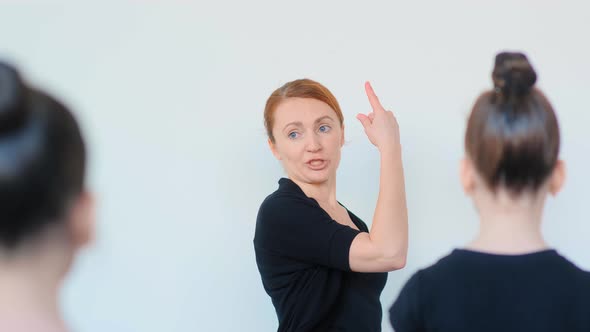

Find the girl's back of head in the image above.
[
  {"left": 465, "top": 52, "right": 560, "bottom": 195},
  {"left": 0, "top": 61, "right": 87, "bottom": 250}
]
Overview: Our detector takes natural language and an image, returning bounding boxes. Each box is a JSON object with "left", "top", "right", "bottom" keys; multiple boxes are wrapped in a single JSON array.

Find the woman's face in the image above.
[{"left": 269, "top": 97, "right": 344, "bottom": 185}]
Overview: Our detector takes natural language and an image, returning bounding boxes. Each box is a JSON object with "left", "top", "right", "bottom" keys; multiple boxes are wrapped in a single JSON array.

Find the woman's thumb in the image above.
[{"left": 356, "top": 114, "right": 371, "bottom": 130}]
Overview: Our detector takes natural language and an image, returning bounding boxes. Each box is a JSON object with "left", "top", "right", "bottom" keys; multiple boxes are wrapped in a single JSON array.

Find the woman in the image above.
[
  {"left": 254, "top": 78, "right": 408, "bottom": 331},
  {"left": 0, "top": 62, "right": 93, "bottom": 331},
  {"left": 390, "top": 52, "right": 590, "bottom": 331}
]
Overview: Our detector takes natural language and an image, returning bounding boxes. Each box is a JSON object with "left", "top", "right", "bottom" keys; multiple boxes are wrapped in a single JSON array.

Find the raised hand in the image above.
[{"left": 356, "top": 82, "right": 400, "bottom": 152}]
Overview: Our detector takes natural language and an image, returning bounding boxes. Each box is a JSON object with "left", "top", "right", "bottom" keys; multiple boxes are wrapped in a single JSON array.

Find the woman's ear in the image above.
[
  {"left": 549, "top": 160, "right": 566, "bottom": 196},
  {"left": 268, "top": 138, "right": 281, "bottom": 160},
  {"left": 67, "top": 191, "right": 95, "bottom": 249},
  {"left": 341, "top": 124, "right": 345, "bottom": 147},
  {"left": 460, "top": 157, "right": 476, "bottom": 195}
]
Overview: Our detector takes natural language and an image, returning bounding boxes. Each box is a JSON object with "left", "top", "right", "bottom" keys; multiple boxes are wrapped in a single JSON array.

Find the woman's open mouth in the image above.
[{"left": 306, "top": 159, "right": 328, "bottom": 171}]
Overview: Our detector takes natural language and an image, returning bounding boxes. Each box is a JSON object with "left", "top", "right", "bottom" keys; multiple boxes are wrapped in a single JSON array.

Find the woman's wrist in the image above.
[{"left": 378, "top": 143, "right": 402, "bottom": 157}]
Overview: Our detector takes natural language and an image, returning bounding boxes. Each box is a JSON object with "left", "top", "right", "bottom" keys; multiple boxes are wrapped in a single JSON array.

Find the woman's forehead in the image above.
[{"left": 274, "top": 98, "right": 336, "bottom": 125}]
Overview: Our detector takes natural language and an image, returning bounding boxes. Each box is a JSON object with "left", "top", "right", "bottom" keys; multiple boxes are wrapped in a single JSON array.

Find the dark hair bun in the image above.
[
  {"left": 0, "top": 60, "right": 86, "bottom": 249},
  {"left": 0, "top": 62, "right": 28, "bottom": 134},
  {"left": 492, "top": 52, "right": 537, "bottom": 99}
]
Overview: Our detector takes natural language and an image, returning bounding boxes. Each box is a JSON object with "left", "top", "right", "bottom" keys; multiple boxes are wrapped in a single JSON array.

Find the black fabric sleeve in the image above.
[
  {"left": 254, "top": 194, "right": 361, "bottom": 271},
  {"left": 389, "top": 271, "right": 425, "bottom": 332}
]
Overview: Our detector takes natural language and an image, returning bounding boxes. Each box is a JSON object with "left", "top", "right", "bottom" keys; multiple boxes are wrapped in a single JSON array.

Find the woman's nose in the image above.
[{"left": 305, "top": 133, "right": 322, "bottom": 152}]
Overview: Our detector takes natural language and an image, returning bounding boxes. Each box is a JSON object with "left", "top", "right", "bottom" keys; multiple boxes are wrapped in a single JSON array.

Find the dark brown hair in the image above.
[
  {"left": 0, "top": 61, "right": 86, "bottom": 248},
  {"left": 465, "top": 52, "right": 560, "bottom": 193}
]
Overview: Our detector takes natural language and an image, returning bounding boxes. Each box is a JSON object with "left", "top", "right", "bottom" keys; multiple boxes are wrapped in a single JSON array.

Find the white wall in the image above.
[{"left": 1, "top": 1, "right": 589, "bottom": 331}]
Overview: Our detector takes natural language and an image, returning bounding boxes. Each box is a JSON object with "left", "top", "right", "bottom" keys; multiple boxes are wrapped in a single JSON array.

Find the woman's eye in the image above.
[
  {"left": 288, "top": 132, "right": 299, "bottom": 139},
  {"left": 319, "top": 125, "right": 331, "bottom": 133}
]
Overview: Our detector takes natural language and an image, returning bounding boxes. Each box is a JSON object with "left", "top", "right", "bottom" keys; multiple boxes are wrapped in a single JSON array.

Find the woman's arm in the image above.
[{"left": 349, "top": 82, "right": 408, "bottom": 273}]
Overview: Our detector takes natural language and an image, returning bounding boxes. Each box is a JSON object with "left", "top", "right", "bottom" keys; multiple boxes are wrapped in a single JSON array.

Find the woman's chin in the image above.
[{"left": 301, "top": 170, "right": 333, "bottom": 184}]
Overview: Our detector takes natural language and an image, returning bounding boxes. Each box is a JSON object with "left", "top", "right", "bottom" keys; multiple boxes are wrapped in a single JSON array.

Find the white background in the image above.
[{"left": 1, "top": 1, "right": 589, "bottom": 331}]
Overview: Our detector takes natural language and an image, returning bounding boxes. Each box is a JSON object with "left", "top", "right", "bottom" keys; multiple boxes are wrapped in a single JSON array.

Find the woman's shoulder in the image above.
[
  {"left": 254, "top": 186, "right": 335, "bottom": 241},
  {"left": 258, "top": 189, "right": 316, "bottom": 215},
  {"left": 258, "top": 179, "right": 321, "bottom": 217},
  {"left": 336, "top": 203, "right": 368, "bottom": 232}
]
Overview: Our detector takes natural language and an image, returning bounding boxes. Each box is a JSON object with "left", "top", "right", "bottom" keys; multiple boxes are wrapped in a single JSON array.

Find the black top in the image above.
[
  {"left": 390, "top": 249, "right": 590, "bottom": 332},
  {"left": 254, "top": 178, "right": 388, "bottom": 332}
]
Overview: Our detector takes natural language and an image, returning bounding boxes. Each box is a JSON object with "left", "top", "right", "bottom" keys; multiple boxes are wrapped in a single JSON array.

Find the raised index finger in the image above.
[{"left": 365, "top": 81, "right": 385, "bottom": 113}]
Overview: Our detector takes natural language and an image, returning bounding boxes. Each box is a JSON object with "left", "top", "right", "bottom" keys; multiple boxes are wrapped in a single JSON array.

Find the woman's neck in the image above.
[
  {"left": 467, "top": 188, "right": 549, "bottom": 254},
  {"left": 0, "top": 266, "right": 65, "bottom": 331},
  {"left": 0, "top": 242, "right": 70, "bottom": 331}
]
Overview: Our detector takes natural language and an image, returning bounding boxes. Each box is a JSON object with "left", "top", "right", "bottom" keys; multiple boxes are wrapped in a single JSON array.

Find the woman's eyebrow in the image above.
[
  {"left": 315, "top": 116, "right": 334, "bottom": 124},
  {"left": 283, "top": 121, "right": 303, "bottom": 131}
]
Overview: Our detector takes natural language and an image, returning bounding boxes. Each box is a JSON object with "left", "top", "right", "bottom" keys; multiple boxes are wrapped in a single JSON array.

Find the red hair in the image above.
[{"left": 264, "top": 79, "right": 344, "bottom": 142}]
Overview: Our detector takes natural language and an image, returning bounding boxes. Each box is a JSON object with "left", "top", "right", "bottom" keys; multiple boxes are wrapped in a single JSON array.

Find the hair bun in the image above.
[
  {"left": 492, "top": 52, "right": 537, "bottom": 99},
  {"left": 0, "top": 62, "right": 28, "bottom": 134}
]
